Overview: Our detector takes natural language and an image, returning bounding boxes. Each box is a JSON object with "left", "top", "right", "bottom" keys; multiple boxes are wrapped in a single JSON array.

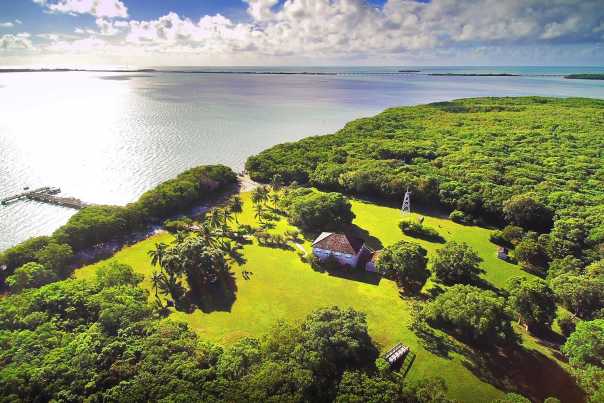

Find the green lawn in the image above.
[{"left": 75, "top": 193, "right": 581, "bottom": 403}]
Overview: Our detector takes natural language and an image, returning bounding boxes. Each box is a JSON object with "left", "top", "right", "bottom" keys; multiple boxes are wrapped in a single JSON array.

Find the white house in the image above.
[{"left": 312, "top": 232, "right": 369, "bottom": 268}]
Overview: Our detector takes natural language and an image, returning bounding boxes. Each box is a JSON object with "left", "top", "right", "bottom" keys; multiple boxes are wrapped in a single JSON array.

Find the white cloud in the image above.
[
  {"left": 0, "top": 22, "right": 15, "bottom": 28},
  {"left": 34, "top": 0, "right": 128, "bottom": 19},
  {"left": 16, "top": 0, "right": 604, "bottom": 64},
  {"left": 0, "top": 33, "right": 34, "bottom": 50}
]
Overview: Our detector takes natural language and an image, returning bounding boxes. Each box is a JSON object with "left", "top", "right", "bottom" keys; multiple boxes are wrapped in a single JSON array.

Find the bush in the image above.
[
  {"left": 489, "top": 230, "right": 507, "bottom": 246},
  {"left": 501, "top": 225, "right": 525, "bottom": 245},
  {"left": 557, "top": 314, "right": 576, "bottom": 337},
  {"left": 398, "top": 220, "right": 444, "bottom": 243},
  {"left": 449, "top": 210, "right": 470, "bottom": 224},
  {"left": 164, "top": 217, "right": 194, "bottom": 233}
]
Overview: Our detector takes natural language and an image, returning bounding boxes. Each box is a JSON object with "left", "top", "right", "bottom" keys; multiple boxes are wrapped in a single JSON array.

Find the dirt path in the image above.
[{"left": 238, "top": 174, "right": 260, "bottom": 192}]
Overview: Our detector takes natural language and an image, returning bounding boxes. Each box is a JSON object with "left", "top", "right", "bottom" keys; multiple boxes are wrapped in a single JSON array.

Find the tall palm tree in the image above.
[
  {"left": 217, "top": 239, "right": 244, "bottom": 265},
  {"left": 254, "top": 204, "right": 265, "bottom": 224},
  {"left": 148, "top": 242, "right": 167, "bottom": 268},
  {"left": 269, "top": 192, "right": 280, "bottom": 209},
  {"left": 206, "top": 209, "right": 225, "bottom": 230},
  {"left": 228, "top": 196, "right": 243, "bottom": 223},
  {"left": 150, "top": 270, "right": 165, "bottom": 307}
]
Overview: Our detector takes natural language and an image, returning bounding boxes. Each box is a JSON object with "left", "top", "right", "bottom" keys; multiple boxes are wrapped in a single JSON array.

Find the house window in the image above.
[{"left": 334, "top": 252, "right": 342, "bottom": 256}]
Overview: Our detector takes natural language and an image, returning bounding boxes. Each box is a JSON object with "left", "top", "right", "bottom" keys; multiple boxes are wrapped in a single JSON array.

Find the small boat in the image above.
[{"left": 23, "top": 186, "right": 30, "bottom": 191}]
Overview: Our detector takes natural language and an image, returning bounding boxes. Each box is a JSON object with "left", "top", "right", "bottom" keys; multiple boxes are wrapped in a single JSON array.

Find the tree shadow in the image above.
[
  {"left": 324, "top": 265, "right": 382, "bottom": 286},
  {"left": 412, "top": 323, "right": 462, "bottom": 360},
  {"left": 182, "top": 272, "right": 238, "bottom": 314},
  {"left": 345, "top": 224, "right": 384, "bottom": 251},
  {"left": 460, "top": 345, "right": 586, "bottom": 403}
]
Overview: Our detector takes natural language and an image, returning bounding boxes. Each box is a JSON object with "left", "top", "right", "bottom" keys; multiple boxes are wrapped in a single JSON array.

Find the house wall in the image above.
[
  {"left": 313, "top": 247, "right": 359, "bottom": 268},
  {"left": 366, "top": 261, "right": 378, "bottom": 272}
]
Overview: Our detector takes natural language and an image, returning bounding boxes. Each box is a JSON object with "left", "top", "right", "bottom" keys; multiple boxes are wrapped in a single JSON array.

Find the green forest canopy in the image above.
[{"left": 246, "top": 97, "right": 604, "bottom": 263}]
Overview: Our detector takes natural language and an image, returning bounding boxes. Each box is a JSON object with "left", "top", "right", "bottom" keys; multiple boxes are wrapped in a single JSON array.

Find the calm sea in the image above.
[{"left": 1, "top": 66, "right": 604, "bottom": 250}]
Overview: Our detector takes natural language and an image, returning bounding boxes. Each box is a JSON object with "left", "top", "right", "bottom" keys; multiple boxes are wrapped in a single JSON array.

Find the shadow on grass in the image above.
[
  {"left": 460, "top": 345, "right": 585, "bottom": 403},
  {"left": 182, "top": 272, "right": 238, "bottom": 314},
  {"left": 346, "top": 224, "right": 384, "bottom": 251},
  {"left": 410, "top": 317, "right": 465, "bottom": 360},
  {"left": 324, "top": 265, "right": 382, "bottom": 286}
]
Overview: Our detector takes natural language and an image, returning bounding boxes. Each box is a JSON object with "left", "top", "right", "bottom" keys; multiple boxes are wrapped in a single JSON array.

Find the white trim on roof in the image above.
[{"left": 312, "top": 232, "right": 333, "bottom": 246}]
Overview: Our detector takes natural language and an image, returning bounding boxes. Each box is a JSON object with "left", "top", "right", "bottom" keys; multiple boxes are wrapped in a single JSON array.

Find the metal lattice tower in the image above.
[{"left": 401, "top": 189, "right": 411, "bottom": 214}]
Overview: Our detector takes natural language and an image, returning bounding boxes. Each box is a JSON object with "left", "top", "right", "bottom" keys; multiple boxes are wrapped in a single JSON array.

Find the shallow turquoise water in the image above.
[{"left": 1, "top": 67, "right": 603, "bottom": 250}]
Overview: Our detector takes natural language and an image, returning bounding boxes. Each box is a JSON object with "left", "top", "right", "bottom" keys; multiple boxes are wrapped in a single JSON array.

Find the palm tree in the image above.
[
  {"left": 271, "top": 173, "right": 283, "bottom": 190},
  {"left": 269, "top": 192, "right": 280, "bottom": 209},
  {"left": 252, "top": 185, "right": 270, "bottom": 207},
  {"left": 148, "top": 242, "right": 167, "bottom": 268},
  {"left": 150, "top": 270, "right": 165, "bottom": 307},
  {"left": 254, "top": 204, "right": 265, "bottom": 224},
  {"left": 228, "top": 196, "right": 243, "bottom": 223},
  {"left": 206, "top": 209, "right": 225, "bottom": 231}
]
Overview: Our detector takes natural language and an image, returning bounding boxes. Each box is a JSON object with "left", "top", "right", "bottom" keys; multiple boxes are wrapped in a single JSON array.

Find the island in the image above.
[
  {"left": 1, "top": 97, "right": 602, "bottom": 403},
  {"left": 564, "top": 73, "right": 604, "bottom": 80},
  {"left": 428, "top": 73, "right": 520, "bottom": 76}
]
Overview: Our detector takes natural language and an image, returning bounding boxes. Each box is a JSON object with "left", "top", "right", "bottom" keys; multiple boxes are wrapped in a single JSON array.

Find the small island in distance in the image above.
[
  {"left": 428, "top": 73, "right": 520, "bottom": 76},
  {"left": 564, "top": 73, "right": 604, "bottom": 80}
]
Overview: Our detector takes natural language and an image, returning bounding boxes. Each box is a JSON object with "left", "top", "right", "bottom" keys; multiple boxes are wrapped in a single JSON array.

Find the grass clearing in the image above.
[{"left": 75, "top": 192, "right": 581, "bottom": 402}]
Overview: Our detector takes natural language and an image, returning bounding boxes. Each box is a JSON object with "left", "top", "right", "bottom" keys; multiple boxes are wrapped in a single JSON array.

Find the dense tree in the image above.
[
  {"left": 547, "top": 256, "right": 584, "bottom": 280},
  {"left": 424, "top": 285, "right": 515, "bottom": 345},
  {"left": 5, "top": 262, "right": 57, "bottom": 292},
  {"left": 503, "top": 193, "right": 552, "bottom": 232},
  {"left": 375, "top": 240, "right": 429, "bottom": 293},
  {"left": 0, "top": 265, "right": 404, "bottom": 403},
  {"left": 493, "top": 393, "right": 531, "bottom": 403},
  {"left": 281, "top": 188, "right": 355, "bottom": 232},
  {"left": 550, "top": 273, "right": 604, "bottom": 319},
  {"left": 246, "top": 97, "right": 604, "bottom": 263},
  {"left": 513, "top": 238, "right": 546, "bottom": 270},
  {"left": 545, "top": 218, "right": 587, "bottom": 260},
  {"left": 432, "top": 241, "right": 483, "bottom": 285},
  {"left": 296, "top": 306, "right": 378, "bottom": 396},
  {"left": 95, "top": 261, "right": 143, "bottom": 288},
  {"left": 562, "top": 320, "right": 604, "bottom": 399},
  {"left": 335, "top": 371, "right": 404, "bottom": 403},
  {"left": 0, "top": 236, "right": 50, "bottom": 273},
  {"left": 506, "top": 276, "right": 556, "bottom": 332},
  {"left": 562, "top": 320, "right": 604, "bottom": 369},
  {"left": 1, "top": 165, "right": 236, "bottom": 287}
]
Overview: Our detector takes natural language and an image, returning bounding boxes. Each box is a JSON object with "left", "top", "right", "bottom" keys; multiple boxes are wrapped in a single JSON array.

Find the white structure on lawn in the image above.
[
  {"left": 312, "top": 232, "right": 369, "bottom": 268},
  {"left": 401, "top": 189, "right": 411, "bottom": 214}
]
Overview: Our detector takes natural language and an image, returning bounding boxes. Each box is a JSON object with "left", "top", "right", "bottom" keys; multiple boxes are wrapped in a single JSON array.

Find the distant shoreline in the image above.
[
  {"left": 564, "top": 74, "right": 604, "bottom": 80},
  {"left": 428, "top": 73, "right": 520, "bottom": 77},
  {"left": 4, "top": 68, "right": 602, "bottom": 79}
]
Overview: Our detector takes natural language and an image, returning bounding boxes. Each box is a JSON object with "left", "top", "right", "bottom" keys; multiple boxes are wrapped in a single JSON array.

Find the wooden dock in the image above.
[{"left": 1, "top": 187, "right": 89, "bottom": 209}]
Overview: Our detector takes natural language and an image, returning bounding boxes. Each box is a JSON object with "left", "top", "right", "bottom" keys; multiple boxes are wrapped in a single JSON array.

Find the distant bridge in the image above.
[{"left": 1, "top": 187, "right": 90, "bottom": 209}]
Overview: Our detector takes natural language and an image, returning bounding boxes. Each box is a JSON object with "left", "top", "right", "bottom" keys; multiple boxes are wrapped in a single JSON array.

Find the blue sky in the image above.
[{"left": 0, "top": 0, "right": 602, "bottom": 67}]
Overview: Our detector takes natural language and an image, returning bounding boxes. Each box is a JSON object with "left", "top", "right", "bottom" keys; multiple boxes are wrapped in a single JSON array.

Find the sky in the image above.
[{"left": 0, "top": 0, "right": 603, "bottom": 67}]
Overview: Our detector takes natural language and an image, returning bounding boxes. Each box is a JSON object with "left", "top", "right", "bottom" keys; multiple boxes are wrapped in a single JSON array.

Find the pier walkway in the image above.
[{"left": 1, "top": 187, "right": 89, "bottom": 209}]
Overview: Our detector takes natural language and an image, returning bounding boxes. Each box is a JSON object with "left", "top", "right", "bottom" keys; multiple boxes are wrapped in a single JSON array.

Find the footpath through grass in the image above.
[{"left": 75, "top": 193, "right": 581, "bottom": 403}]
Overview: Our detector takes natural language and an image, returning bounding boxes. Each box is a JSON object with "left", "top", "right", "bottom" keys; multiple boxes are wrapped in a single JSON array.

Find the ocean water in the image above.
[{"left": 1, "top": 66, "right": 604, "bottom": 251}]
